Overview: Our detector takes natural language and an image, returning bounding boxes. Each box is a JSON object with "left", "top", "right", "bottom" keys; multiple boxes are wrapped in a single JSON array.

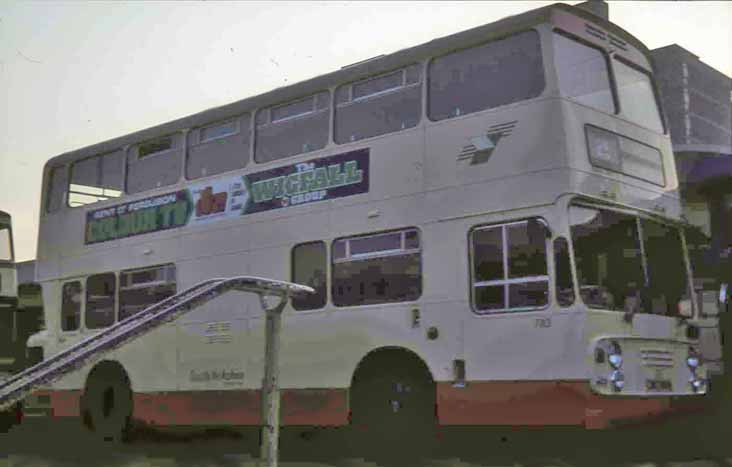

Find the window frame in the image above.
[
  {"left": 126, "top": 134, "right": 182, "bottom": 194},
  {"left": 199, "top": 118, "right": 241, "bottom": 144},
  {"left": 290, "top": 241, "right": 328, "bottom": 311},
  {"left": 553, "top": 236, "right": 576, "bottom": 308},
  {"left": 253, "top": 91, "right": 331, "bottom": 164},
  {"left": 333, "top": 65, "right": 423, "bottom": 144},
  {"left": 426, "top": 28, "right": 546, "bottom": 123},
  {"left": 60, "top": 280, "right": 83, "bottom": 333},
  {"left": 567, "top": 200, "right": 692, "bottom": 314},
  {"left": 45, "top": 165, "right": 68, "bottom": 214},
  {"left": 584, "top": 124, "right": 666, "bottom": 187},
  {"left": 67, "top": 151, "right": 125, "bottom": 209},
  {"left": 84, "top": 272, "right": 118, "bottom": 330},
  {"left": 552, "top": 28, "right": 619, "bottom": 115},
  {"left": 612, "top": 55, "right": 667, "bottom": 134},
  {"left": 267, "top": 94, "right": 325, "bottom": 125},
  {"left": 468, "top": 218, "right": 551, "bottom": 314},
  {"left": 118, "top": 263, "right": 176, "bottom": 321},
  {"left": 137, "top": 136, "right": 175, "bottom": 160},
  {"left": 0, "top": 223, "right": 14, "bottom": 263},
  {"left": 331, "top": 227, "right": 423, "bottom": 307},
  {"left": 186, "top": 114, "right": 251, "bottom": 181}
]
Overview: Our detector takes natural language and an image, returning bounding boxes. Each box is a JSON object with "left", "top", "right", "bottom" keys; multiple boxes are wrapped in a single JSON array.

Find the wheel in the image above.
[
  {"left": 80, "top": 362, "right": 133, "bottom": 443},
  {"left": 0, "top": 402, "right": 22, "bottom": 433},
  {"left": 347, "top": 349, "right": 437, "bottom": 464}
]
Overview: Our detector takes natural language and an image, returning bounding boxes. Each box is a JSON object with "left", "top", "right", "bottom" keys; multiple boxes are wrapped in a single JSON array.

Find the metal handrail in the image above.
[{"left": 0, "top": 276, "right": 312, "bottom": 411}]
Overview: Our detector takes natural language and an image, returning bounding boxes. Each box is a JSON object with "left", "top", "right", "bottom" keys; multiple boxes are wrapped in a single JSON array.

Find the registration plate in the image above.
[{"left": 646, "top": 379, "right": 673, "bottom": 391}]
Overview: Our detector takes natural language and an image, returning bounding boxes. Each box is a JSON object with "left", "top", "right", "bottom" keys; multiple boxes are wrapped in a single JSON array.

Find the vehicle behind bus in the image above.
[
  {"left": 0, "top": 213, "right": 45, "bottom": 430},
  {"left": 0, "top": 211, "right": 21, "bottom": 430},
  {"left": 0, "top": 211, "right": 18, "bottom": 378}
]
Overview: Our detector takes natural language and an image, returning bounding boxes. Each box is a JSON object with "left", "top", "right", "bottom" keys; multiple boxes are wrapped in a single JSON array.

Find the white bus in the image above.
[{"left": 23, "top": 1, "right": 718, "bottom": 457}]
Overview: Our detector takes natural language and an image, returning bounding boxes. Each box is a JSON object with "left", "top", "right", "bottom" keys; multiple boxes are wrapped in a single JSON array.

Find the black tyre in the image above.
[
  {"left": 81, "top": 362, "right": 133, "bottom": 443},
  {"left": 347, "top": 349, "right": 437, "bottom": 464},
  {"left": 0, "top": 403, "right": 21, "bottom": 433}
]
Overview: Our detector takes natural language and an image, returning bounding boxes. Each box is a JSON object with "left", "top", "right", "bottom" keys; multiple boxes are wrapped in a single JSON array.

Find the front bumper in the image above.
[{"left": 589, "top": 337, "right": 706, "bottom": 397}]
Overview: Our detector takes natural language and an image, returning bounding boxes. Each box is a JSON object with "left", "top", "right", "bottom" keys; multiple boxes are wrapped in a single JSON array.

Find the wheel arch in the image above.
[
  {"left": 82, "top": 359, "right": 132, "bottom": 394},
  {"left": 348, "top": 345, "right": 436, "bottom": 388}
]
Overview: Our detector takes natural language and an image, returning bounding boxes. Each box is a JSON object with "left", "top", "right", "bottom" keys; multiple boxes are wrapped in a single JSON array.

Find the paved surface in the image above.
[{"left": 2, "top": 417, "right": 732, "bottom": 467}]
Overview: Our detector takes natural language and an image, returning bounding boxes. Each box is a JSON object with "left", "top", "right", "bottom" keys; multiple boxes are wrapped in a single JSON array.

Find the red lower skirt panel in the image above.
[
  {"left": 436, "top": 381, "right": 671, "bottom": 429},
  {"left": 34, "top": 381, "right": 687, "bottom": 429},
  {"left": 133, "top": 388, "right": 349, "bottom": 426},
  {"left": 27, "top": 389, "right": 82, "bottom": 417}
]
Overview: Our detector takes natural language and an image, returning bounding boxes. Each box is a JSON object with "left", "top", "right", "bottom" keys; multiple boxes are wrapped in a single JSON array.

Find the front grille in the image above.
[{"left": 640, "top": 349, "right": 674, "bottom": 368}]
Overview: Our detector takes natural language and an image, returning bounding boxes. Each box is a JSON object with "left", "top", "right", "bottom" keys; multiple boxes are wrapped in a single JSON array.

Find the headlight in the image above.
[
  {"left": 687, "top": 347, "right": 702, "bottom": 375},
  {"left": 690, "top": 378, "right": 706, "bottom": 393},
  {"left": 609, "top": 354, "right": 623, "bottom": 369},
  {"left": 608, "top": 341, "right": 623, "bottom": 369},
  {"left": 610, "top": 370, "right": 625, "bottom": 392}
]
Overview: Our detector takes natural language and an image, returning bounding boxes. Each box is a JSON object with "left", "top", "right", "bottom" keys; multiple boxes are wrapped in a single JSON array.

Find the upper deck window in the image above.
[
  {"left": 46, "top": 166, "right": 68, "bottom": 213},
  {"left": 614, "top": 58, "right": 663, "bottom": 133},
  {"left": 335, "top": 66, "right": 422, "bottom": 143},
  {"left": 200, "top": 119, "right": 238, "bottom": 142},
  {"left": 187, "top": 115, "right": 250, "bottom": 180},
  {"left": 428, "top": 30, "right": 544, "bottom": 121},
  {"left": 139, "top": 137, "right": 172, "bottom": 158},
  {"left": 255, "top": 92, "right": 330, "bottom": 163},
  {"left": 553, "top": 31, "right": 614, "bottom": 114},
  {"left": 68, "top": 151, "right": 124, "bottom": 207},
  {"left": 127, "top": 135, "right": 181, "bottom": 194}
]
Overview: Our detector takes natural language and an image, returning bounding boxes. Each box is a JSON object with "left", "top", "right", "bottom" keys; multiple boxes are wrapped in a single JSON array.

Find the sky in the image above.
[{"left": 0, "top": 1, "right": 730, "bottom": 261}]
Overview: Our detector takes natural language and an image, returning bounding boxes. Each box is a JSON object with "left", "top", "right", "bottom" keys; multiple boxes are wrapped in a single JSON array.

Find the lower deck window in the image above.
[
  {"left": 471, "top": 219, "right": 549, "bottom": 312},
  {"left": 61, "top": 281, "right": 81, "bottom": 331},
  {"left": 332, "top": 228, "right": 421, "bottom": 306},
  {"left": 86, "top": 273, "right": 116, "bottom": 329},
  {"left": 292, "top": 242, "right": 327, "bottom": 310},
  {"left": 119, "top": 264, "right": 176, "bottom": 321}
]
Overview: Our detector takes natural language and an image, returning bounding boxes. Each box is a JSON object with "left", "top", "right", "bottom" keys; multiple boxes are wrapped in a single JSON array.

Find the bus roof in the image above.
[{"left": 44, "top": 2, "right": 651, "bottom": 169}]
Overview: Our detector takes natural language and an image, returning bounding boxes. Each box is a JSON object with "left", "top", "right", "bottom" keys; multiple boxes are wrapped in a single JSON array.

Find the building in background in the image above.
[{"left": 652, "top": 44, "right": 732, "bottom": 290}]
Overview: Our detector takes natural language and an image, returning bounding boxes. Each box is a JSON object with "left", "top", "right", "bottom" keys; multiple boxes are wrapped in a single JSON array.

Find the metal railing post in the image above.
[{"left": 259, "top": 295, "right": 287, "bottom": 467}]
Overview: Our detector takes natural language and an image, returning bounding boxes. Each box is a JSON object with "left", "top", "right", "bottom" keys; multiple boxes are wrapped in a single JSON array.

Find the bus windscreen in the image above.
[{"left": 569, "top": 206, "right": 688, "bottom": 315}]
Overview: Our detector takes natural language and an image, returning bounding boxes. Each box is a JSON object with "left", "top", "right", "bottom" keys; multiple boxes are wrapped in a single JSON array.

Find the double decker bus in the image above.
[{"left": 23, "top": 1, "right": 721, "bottom": 458}]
